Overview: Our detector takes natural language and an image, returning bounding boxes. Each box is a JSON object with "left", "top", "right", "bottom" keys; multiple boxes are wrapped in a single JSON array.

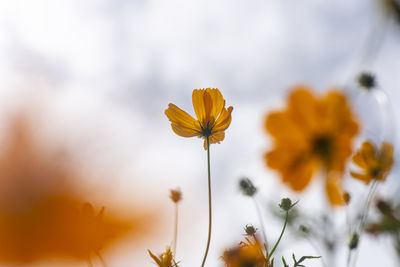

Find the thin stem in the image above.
[
  {"left": 253, "top": 197, "right": 268, "bottom": 251},
  {"left": 96, "top": 251, "right": 108, "bottom": 267},
  {"left": 201, "top": 136, "right": 212, "bottom": 267},
  {"left": 268, "top": 211, "right": 288, "bottom": 261},
  {"left": 347, "top": 180, "right": 379, "bottom": 267},
  {"left": 173, "top": 203, "right": 179, "bottom": 256}
]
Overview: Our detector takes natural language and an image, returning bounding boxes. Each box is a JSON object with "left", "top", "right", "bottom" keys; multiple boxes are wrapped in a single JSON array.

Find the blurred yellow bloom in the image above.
[
  {"left": 0, "top": 115, "right": 156, "bottom": 263},
  {"left": 222, "top": 236, "right": 268, "bottom": 267},
  {"left": 265, "top": 86, "right": 359, "bottom": 205},
  {"left": 148, "top": 247, "right": 178, "bottom": 267},
  {"left": 165, "top": 88, "right": 233, "bottom": 149},
  {"left": 350, "top": 141, "right": 394, "bottom": 184}
]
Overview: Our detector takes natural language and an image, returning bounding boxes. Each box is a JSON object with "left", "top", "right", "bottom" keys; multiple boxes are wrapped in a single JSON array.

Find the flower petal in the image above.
[
  {"left": 325, "top": 173, "right": 345, "bottom": 206},
  {"left": 379, "top": 142, "right": 394, "bottom": 169},
  {"left": 360, "top": 141, "right": 377, "bottom": 167},
  {"left": 213, "top": 106, "right": 233, "bottom": 132},
  {"left": 165, "top": 104, "right": 200, "bottom": 130},
  {"left": 165, "top": 104, "right": 201, "bottom": 137},
  {"left": 352, "top": 149, "right": 368, "bottom": 169},
  {"left": 206, "top": 88, "right": 225, "bottom": 123},
  {"left": 192, "top": 89, "right": 207, "bottom": 124},
  {"left": 266, "top": 150, "right": 316, "bottom": 191},
  {"left": 171, "top": 124, "right": 201, "bottom": 137},
  {"left": 265, "top": 111, "right": 306, "bottom": 146},
  {"left": 192, "top": 89, "right": 213, "bottom": 127},
  {"left": 350, "top": 171, "right": 371, "bottom": 184},
  {"left": 288, "top": 87, "right": 319, "bottom": 133},
  {"left": 203, "top": 132, "right": 225, "bottom": 150}
]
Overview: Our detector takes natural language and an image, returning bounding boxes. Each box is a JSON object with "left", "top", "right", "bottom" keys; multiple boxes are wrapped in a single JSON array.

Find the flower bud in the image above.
[{"left": 279, "top": 198, "right": 293, "bottom": 211}]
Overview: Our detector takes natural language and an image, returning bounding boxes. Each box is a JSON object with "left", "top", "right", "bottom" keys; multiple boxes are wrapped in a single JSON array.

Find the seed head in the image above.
[
  {"left": 169, "top": 188, "right": 182, "bottom": 203},
  {"left": 358, "top": 72, "right": 376, "bottom": 90},
  {"left": 239, "top": 178, "right": 257, "bottom": 197}
]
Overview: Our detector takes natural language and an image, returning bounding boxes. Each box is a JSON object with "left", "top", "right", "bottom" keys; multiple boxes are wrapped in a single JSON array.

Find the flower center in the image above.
[
  {"left": 312, "top": 135, "right": 333, "bottom": 162},
  {"left": 201, "top": 121, "right": 213, "bottom": 137},
  {"left": 370, "top": 168, "right": 382, "bottom": 179}
]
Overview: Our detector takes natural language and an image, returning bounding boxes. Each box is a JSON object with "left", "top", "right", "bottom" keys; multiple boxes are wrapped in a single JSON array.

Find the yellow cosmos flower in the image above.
[
  {"left": 165, "top": 88, "right": 233, "bottom": 149},
  {"left": 265, "top": 86, "right": 359, "bottom": 206},
  {"left": 350, "top": 141, "right": 394, "bottom": 184},
  {"left": 222, "top": 237, "right": 268, "bottom": 267}
]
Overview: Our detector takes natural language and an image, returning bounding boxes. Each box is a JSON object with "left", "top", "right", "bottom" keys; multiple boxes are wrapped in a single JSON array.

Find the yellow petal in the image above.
[
  {"left": 206, "top": 88, "right": 225, "bottom": 122},
  {"left": 325, "top": 173, "right": 345, "bottom": 206},
  {"left": 360, "top": 141, "right": 377, "bottom": 167},
  {"left": 288, "top": 87, "right": 319, "bottom": 133},
  {"left": 352, "top": 149, "right": 368, "bottom": 169},
  {"left": 350, "top": 171, "right": 371, "bottom": 184},
  {"left": 379, "top": 142, "right": 394, "bottom": 169},
  {"left": 192, "top": 89, "right": 213, "bottom": 126},
  {"left": 203, "top": 89, "right": 213, "bottom": 124},
  {"left": 265, "top": 111, "right": 306, "bottom": 145},
  {"left": 213, "top": 106, "right": 233, "bottom": 132},
  {"left": 267, "top": 151, "right": 316, "bottom": 191},
  {"left": 171, "top": 123, "right": 201, "bottom": 137},
  {"left": 284, "top": 158, "right": 316, "bottom": 191},
  {"left": 165, "top": 104, "right": 200, "bottom": 131},
  {"left": 192, "top": 89, "right": 207, "bottom": 124},
  {"left": 202, "top": 132, "right": 225, "bottom": 150}
]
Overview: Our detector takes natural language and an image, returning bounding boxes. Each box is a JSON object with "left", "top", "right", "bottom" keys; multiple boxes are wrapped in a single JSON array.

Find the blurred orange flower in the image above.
[
  {"left": 350, "top": 141, "right": 394, "bottom": 184},
  {"left": 165, "top": 88, "right": 233, "bottom": 149},
  {"left": 0, "top": 116, "right": 156, "bottom": 263},
  {"left": 265, "top": 86, "right": 359, "bottom": 205},
  {"left": 222, "top": 236, "right": 268, "bottom": 267}
]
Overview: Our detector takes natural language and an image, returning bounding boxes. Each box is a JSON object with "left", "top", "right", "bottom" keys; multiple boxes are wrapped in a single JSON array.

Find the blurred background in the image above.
[{"left": 0, "top": 0, "right": 400, "bottom": 266}]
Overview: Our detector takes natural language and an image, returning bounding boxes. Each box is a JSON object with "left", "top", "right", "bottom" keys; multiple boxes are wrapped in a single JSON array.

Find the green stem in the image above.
[
  {"left": 173, "top": 203, "right": 179, "bottom": 256},
  {"left": 95, "top": 251, "right": 108, "bottom": 267},
  {"left": 253, "top": 197, "right": 268, "bottom": 252},
  {"left": 201, "top": 136, "right": 212, "bottom": 267},
  {"left": 347, "top": 180, "right": 379, "bottom": 267},
  {"left": 268, "top": 211, "right": 288, "bottom": 261}
]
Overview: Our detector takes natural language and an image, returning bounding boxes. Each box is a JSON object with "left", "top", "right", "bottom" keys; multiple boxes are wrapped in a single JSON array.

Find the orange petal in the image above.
[
  {"left": 171, "top": 123, "right": 201, "bottom": 137},
  {"left": 350, "top": 171, "right": 371, "bottom": 184},
  {"left": 288, "top": 87, "right": 319, "bottom": 133},
  {"left": 202, "top": 132, "right": 225, "bottom": 150},
  {"left": 206, "top": 88, "right": 225, "bottom": 123},
  {"left": 192, "top": 89, "right": 213, "bottom": 126},
  {"left": 265, "top": 111, "right": 306, "bottom": 145},
  {"left": 269, "top": 153, "right": 316, "bottom": 191},
  {"left": 213, "top": 106, "right": 233, "bottom": 132},
  {"left": 165, "top": 104, "right": 200, "bottom": 131},
  {"left": 360, "top": 141, "right": 377, "bottom": 167},
  {"left": 379, "top": 142, "right": 394, "bottom": 169},
  {"left": 352, "top": 150, "right": 368, "bottom": 169},
  {"left": 192, "top": 89, "right": 207, "bottom": 124},
  {"left": 325, "top": 173, "right": 345, "bottom": 206}
]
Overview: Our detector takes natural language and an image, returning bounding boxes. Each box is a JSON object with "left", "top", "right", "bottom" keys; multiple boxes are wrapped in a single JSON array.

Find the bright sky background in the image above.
[{"left": 0, "top": 0, "right": 400, "bottom": 266}]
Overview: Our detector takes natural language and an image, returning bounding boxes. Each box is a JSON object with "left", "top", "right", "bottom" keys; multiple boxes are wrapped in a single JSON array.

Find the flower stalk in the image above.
[
  {"left": 173, "top": 203, "right": 179, "bottom": 256},
  {"left": 268, "top": 210, "right": 289, "bottom": 261},
  {"left": 201, "top": 136, "right": 212, "bottom": 267}
]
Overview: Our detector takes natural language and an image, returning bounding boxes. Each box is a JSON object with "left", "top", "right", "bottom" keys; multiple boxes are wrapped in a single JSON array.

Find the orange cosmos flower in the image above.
[
  {"left": 165, "top": 88, "right": 233, "bottom": 149},
  {"left": 0, "top": 115, "right": 156, "bottom": 263},
  {"left": 265, "top": 86, "right": 359, "bottom": 205},
  {"left": 350, "top": 141, "right": 394, "bottom": 184},
  {"left": 222, "top": 235, "right": 268, "bottom": 267}
]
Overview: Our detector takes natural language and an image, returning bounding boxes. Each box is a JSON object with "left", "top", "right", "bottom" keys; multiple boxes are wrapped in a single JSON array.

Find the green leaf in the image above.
[{"left": 282, "top": 256, "right": 289, "bottom": 267}]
